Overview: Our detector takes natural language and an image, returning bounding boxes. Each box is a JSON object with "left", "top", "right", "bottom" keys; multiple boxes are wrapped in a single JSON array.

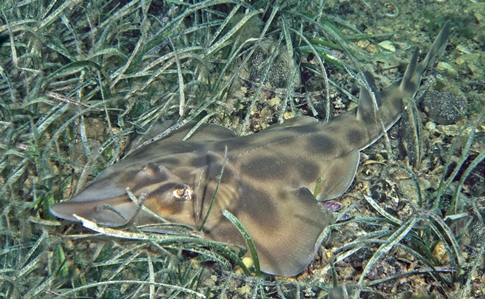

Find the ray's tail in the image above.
[{"left": 401, "top": 21, "right": 451, "bottom": 96}]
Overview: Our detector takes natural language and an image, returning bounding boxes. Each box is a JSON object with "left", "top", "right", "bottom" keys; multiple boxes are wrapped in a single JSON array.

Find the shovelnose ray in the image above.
[{"left": 50, "top": 22, "right": 450, "bottom": 277}]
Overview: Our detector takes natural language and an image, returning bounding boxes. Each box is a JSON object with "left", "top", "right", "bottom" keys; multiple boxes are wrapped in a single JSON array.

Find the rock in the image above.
[{"left": 420, "top": 89, "right": 467, "bottom": 125}]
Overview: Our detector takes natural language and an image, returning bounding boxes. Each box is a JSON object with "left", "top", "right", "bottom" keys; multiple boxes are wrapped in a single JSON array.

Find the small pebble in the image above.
[{"left": 378, "top": 40, "right": 396, "bottom": 52}]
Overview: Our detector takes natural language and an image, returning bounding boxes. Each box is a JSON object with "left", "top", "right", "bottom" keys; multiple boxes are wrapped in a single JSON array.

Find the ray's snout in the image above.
[{"left": 49, "top": 195, "right": 139, "bottom": 227}]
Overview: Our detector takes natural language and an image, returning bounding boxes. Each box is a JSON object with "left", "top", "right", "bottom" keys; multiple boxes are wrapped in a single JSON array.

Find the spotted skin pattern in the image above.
[{"left": 50, "top": 22, "right": 450, "bottom": 276}]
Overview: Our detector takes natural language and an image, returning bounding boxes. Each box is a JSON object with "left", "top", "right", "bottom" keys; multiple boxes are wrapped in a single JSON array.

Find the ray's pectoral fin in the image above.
[
  {"left": 240, "top": 187, "right": 333, "bottom": 276},
  {"left": 262, "top": 116, "right": 318, "bottom": 132},
  {"left": 316, "top": 150, "right": 360, "bottom": 200},
  {"left": 126, "top": 120, "right": 237, "bottom": 153}
]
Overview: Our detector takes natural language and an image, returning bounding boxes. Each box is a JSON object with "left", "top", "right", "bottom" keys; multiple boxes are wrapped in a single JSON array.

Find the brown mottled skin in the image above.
[{"left": 50, "top": 22, "right": 450, "bottom": 276}]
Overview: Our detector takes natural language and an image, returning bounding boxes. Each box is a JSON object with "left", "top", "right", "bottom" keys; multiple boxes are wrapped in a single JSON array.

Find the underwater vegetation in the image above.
[{"left": 0, "top": 0, "right": 484, "bottom": 298}]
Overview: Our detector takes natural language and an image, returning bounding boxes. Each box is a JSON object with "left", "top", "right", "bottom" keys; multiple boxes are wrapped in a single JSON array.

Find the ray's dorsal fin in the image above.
[
  {"left": 400, "top": 47, "right": 419, "bottom": 93},
  {"left": 401, "top": 21, "right": 450, "bottom": 95},
  {"left": 356, "top": 71, "right": 381, "bottom": 122}
]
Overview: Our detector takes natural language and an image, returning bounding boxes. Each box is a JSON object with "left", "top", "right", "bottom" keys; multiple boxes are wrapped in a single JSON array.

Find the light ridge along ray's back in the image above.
[{"left": 50, "top": 22, "right": 451, "bottom": 277}]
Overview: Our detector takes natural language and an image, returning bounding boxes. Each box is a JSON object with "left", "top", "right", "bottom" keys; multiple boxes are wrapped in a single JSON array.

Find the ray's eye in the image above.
[{"left": 172, "top": 185, "right": 193, "bottom": 200}]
